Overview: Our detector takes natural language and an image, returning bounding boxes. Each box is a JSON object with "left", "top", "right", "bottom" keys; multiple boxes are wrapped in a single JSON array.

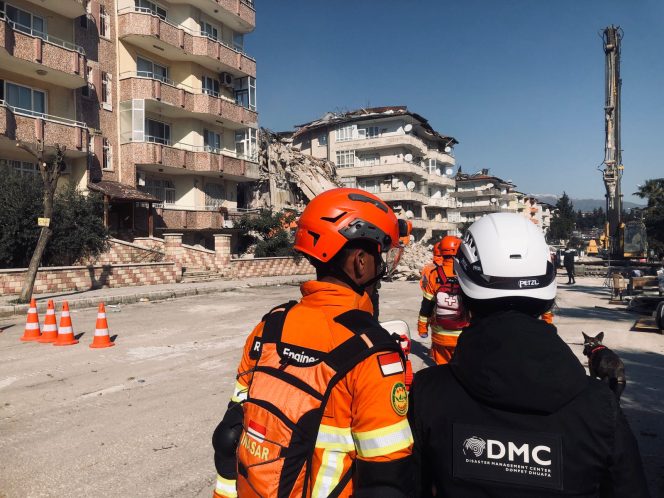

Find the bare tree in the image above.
[{"left": 17, "top": 142, "right": 67, "bottom": 303}]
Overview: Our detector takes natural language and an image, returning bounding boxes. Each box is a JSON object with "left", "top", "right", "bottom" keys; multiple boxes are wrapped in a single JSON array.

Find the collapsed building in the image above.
[{"left": 246, "top": 129, "right": 340, "bottom": 212}]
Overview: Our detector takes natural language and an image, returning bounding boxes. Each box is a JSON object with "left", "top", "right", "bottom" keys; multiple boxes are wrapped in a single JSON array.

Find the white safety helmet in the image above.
[{"left": 454, "top": 213, "right": 556, "bottom": 302}]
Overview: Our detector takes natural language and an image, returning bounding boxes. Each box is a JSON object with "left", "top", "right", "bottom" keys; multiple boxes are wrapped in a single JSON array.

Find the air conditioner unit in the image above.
[
  {"left": 137, "top": 172, "right": 146, "bottom": 187},
  {"left": 223, "top": 220, "right": 234, "bottom": 228},
  {"left": 220, "top": 72, "right": 234, "bottom": 87}
]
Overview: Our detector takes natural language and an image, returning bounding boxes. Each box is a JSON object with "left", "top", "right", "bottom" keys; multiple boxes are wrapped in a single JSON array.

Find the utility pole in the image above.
[{"left": 601, "top": 26, "right": 623, "bottom": 257}]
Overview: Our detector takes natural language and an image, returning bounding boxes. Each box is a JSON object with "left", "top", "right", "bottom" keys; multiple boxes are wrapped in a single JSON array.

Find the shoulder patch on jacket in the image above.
[{"left": 378, "top": 352, "right": 404, "bottom": 377}]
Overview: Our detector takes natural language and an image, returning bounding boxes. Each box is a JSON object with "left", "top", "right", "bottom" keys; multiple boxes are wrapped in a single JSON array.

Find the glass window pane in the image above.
[
  {"left": 137, "top": 57, "right": 152, "bottom": 75},
  {"left": 32, "top": 16, "right": 44, "bottom": 36},
  {"left": 33, "top": 91, "right": 45, "bottom": 114}
]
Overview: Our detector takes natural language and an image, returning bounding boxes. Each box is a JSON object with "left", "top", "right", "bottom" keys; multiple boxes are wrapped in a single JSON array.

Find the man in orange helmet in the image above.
[
  {"left": 212, "top": 188, "right": 413, "bottom": 498},
  {"left": 417, "top": 235, "right": 468, "bottom": 364}
]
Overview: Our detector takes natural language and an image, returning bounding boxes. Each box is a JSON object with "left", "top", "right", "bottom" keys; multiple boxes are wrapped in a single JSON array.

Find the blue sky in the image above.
[{"left": 246, "top": 0, "right": 664, "bottom": 203}]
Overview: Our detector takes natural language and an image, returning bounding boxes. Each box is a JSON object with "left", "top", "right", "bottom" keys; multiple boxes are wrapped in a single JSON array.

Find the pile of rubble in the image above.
[{"left": 391, "top": 242, "right": 433, "bottom": 281}]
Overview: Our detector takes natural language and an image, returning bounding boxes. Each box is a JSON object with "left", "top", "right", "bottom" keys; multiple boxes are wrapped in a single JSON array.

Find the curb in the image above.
[{"left": 0, "top": 275, "right": 313, "bottom": 318}]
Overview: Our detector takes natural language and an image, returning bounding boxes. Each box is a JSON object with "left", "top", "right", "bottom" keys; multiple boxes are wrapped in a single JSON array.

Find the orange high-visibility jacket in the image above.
[
  {"left": 213, "top": 281, "right": 413, "bottom": 498},
  {"left": 418, "top": 259, "right": 467, "bottom": 336}
]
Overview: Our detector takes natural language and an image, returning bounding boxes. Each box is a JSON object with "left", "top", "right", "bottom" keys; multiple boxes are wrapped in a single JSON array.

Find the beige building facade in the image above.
[
  {"left": 292, "top": 107, "right": 458, "bottom": 242},
  {"left": 449, "top": 170, "right": 519, "bottom": 226},
  {"left": 1, "top": 0, "right": 258, "bottom": 247}
]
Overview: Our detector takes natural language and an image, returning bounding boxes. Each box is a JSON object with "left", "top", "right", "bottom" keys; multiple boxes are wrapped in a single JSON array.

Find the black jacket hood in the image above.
[{"left": 450, "top": 310, "right": 587, "bottom": 414}]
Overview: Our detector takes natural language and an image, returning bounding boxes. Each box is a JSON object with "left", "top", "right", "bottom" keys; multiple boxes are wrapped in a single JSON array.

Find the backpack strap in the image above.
[
  {"left": 261, "top": 300, "right": 298, "bottom": 344},
  {"left": 436, "top": 264, "right": 449, "bottom": 286}
]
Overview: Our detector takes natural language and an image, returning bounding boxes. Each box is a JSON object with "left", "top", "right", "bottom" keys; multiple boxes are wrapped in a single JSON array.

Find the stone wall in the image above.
[
  {"left": 0, "top": 263, "right": 177, "bottom": 295},
  {"left": 230, "top": 257, "right": 315, "bottom": 279},
  {"left": 180, "top": 243, "right": 216, "bottom": 270}
]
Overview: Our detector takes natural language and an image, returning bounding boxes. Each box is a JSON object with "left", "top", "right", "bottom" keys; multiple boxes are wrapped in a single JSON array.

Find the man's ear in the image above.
[{"left": 352, "top": 248, "right": 369, "bottom": 279}]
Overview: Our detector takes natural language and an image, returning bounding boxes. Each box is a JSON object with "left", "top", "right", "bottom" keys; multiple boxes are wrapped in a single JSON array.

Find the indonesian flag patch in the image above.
[
  {"left": 247, "top": 420, "right": 266, "bottom": 443},
  {"left": 378, "top": 352, "right": 404, "bottom": 377}
]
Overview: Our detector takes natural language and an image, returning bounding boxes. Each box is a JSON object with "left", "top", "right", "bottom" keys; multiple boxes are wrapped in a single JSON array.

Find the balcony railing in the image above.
[
  {"left": 119, "top": 72, "right": 256, "bottom": 113},
  {"left": 0, "top": 12, "right": 85, "bottom": 54},
  {"left": 118, "top": 7, "right": 255, "bottom": 61},
  {"left": 0, "top": 100, "right": 86, "bottom": 128}
]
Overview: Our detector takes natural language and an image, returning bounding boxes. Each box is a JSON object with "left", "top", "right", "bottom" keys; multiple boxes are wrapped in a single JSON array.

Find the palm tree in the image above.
[{"left": 634, "top": 179, "right": 664, "bottom": 208}]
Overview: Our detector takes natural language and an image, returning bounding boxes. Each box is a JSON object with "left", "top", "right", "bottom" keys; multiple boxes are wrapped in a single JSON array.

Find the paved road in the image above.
[{"left": 0, "top": 277, "right": 662, "bottom": 497}]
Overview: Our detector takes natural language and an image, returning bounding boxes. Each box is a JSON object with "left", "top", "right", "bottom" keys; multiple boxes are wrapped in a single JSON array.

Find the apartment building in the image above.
[
  {"left": 1, "top": 0, "right": 258, "bottom": 247},
  {"left": 292, "top": 107, "right": 458, "bottom": 242},
  {"left": 449, "top": 169, "right": 518, "bottom": 225},
  {"left": 522, "top": 195, "right": 555, "bottom": 234}
]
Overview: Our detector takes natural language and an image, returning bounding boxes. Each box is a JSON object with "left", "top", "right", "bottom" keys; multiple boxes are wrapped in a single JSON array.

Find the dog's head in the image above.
[{"left": 582, "top": 331, "right": 605, "bottom": 356}]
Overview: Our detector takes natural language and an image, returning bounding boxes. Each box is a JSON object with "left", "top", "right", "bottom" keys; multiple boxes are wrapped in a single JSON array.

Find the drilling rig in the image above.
[{"left": 600, "top": 26, "right": 647, "bottom": 259}]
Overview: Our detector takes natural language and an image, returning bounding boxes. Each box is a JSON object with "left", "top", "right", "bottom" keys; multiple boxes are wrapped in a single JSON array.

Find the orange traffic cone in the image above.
[
  {"left": 38, "top": 299, "right": 58, "bottom": 343},
  {"left": 90, "top": 303, "right": 114, "bottom": 349},
  {"left": 20, "top": 298, "right": 41, "bottom": 342},
  {"left": 54, "top": 301, "right": 78, "bottom": 346}
]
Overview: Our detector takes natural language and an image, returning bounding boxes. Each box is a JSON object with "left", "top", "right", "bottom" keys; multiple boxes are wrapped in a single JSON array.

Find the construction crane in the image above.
[{"left": 599, "top": 26, "right": 647, "bottom": 259}]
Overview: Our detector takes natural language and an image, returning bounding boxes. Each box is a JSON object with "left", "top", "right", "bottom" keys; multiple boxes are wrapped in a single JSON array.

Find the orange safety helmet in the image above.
[
  {"left": 434, "top": 235, "right": 462, "bottom": 258},
  {"left": 294, "top": 188, "right": 403, "bottom": 273}
]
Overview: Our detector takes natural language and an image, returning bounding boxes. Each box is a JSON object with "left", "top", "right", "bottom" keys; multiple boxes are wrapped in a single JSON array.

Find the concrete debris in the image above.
[
  {"left": 248, "top": 129, "right": 341, "bottom": 211},
  {"left": 390, "top": 242, "right": 434, "bottom": 281}
]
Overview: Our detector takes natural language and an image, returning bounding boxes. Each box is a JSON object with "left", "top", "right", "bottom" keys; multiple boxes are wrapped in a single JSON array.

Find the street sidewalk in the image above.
[{"left": 0, "top": 274, "right": 315, "bottom": 318}]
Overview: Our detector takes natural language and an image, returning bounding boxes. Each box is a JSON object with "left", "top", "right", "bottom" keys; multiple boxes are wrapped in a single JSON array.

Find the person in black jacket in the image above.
[
  {"left": 408, "top": 213, "right": 650, "bottom": 498},
  {"left": 563, "top": 246, "right": 576, "bottom": 284}
]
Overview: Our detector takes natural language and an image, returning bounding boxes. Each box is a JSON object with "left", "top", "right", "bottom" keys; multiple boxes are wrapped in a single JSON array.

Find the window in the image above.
[
  {"left": 81, "top": 64, "right": 92, "bottom": 97},
  {"left": 365, "top": 126, "right": 380, "bottom": 139},
  {"left": 5, "top": 4, "right": 45, "bottom": 37},
  {"left": 145, "top": 118, "right": 170, "bottom": 145},
  {"left": 200, "top": 21, "right": 218, "bottom": 41},
  {"left": 235, "top": 128, "right": 257, "bottom": 159},
  {"left": 102, "top": 138, "right": 112, "bottom": 170},
  {"left": 358, "top": 178, "right": 379, "bottom": 194},
  {"left": 204, "top": 129, "right": 221, "bottom": 153},
  {"left": 101, "top": 72, "right": 112, "bottom": 110},
  {"left": 335, "top": 125, "right": 354, "bottom": 142},
  {"left": 233, "top": 32, "right": 244, "bottom": 51},
  {"left": 4, "top": 81, "right": 45, "bottom": 116},
  {"left": 202, "top": 76, "right": 220, "bottom": 97},
  {"left": 137, "top": 57, "right": 169, "bottom": 82},
  {"left": 0, "top": 158, "right": 39, "bottom": 176},
  {"left": 134, "top": 0, "right": 166, "bottom": 19},
  {"left": 99, "top": 5, "right": 110, "bottom": 38},
  {"left": 204, "top": 183, "right": 225, "bottom": 208},
  {"left": 318, "top": 134, "right": 327, "bottom": 146},
  {"left": 339, "top": 178, "right": 357, "bottom": 189},
  {"left": 234, "top": 76, "right": 256, "bottom": 111},
  {"left": 144, "top": 178, "right": 175, "bottom": 204},
  {"left": 335, "top": 150, "right": 355, "bottom": 168},
  {"left": 358, "top": 154, "right": 379, "bottom": 167}
]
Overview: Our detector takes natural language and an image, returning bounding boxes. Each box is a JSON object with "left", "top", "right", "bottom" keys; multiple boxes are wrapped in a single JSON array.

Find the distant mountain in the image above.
[{"left": 532, "top": 195, "right": 644, "bottom": 212}]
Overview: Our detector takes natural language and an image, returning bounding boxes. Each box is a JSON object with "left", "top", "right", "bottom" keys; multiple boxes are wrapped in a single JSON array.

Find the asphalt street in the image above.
[{"left": 0, "top": 277, "right": 662, "bottom": 497}]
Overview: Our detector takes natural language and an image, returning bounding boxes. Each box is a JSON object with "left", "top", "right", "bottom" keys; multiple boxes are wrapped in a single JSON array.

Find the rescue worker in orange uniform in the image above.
[
  {"left": 212, "top": 188, "right": 413, "bottom": 498},
  {"left": 417, "top": 236, "right": 468, "bottom": 365}
]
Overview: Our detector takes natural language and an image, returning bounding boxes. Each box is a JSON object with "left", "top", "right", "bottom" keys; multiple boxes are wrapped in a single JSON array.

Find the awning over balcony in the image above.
[{"left": 88, "top": 180, "right": 159, "bottom": 202}]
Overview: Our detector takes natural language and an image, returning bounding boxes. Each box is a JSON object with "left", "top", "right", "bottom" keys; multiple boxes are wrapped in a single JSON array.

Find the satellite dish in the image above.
[
  {"left": 444, "top": 146, "right": 452, "bottom": 153},
  {"left": 487, "top": 183, "right": 494, "bottom": 188},
  {"left": 407, "top": 181, "right": 416, "bottom": 191},
  {"left": 406, "top": 210, "right": 414, "bottom": 219},
  {"left": 490, "top": 197, "right": 497, "bottom": 203},
  {"left": 404, "top": 124, "right": 413, "bottom": 133},
  {"left": 445, "top": 168, "right": 454, "bottom": 176},
  {"left": 404, "top": 153, "right": 413, "bottom": 162}
]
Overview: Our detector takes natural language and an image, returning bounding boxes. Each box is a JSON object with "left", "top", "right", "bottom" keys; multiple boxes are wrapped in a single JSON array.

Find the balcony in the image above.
[
  {"left": 426, "top": 173, "right": 455, "bottom": 186},
  {"left": 22, "top": 0, "right": 86, "bottom": 19},
  {"left": 452, "top": 188, "right": 502, "bottom": 199},
  {"left": 157, "top": 207, "right": 225, "bottom": 230},
  {"left": 117, "top": 8, "right": 256, "bottom": 77},
  {"left": 121, "top": 141, "right": 259, "bottom": 181},
  {"left": 430, "top": 221, "right": 457, "bottom": 231},
  {"left": 335, "top": 161, "right": 427, "bottom": 180},
  {"left": 167, "top": 0, "right": 255, "bottom": 32},
  {"left": 428, "top": 197, "right": 456, "bottom": 209},
  {"left": 410, "top": 218, "right": 430, "bottom": 230},
  {"left": 376, "top": 190, "right": 428, "bottom": 204},
  {"left": 0, "top": 101, "right": 88, "bottom": 156},
  {"left": 457, "top": 204, "right": 501, "bottom": 214},
  {"left": 0, "top": 16, "right": 87, "bottom": 89},
  {"left": 119, "top": 74, "right": 257, "bottom": 128},
  {"left": 339, "top": 134, "right": 426, "bottom": 156},
  {"left": 425, "top": 149, "right": 455, "bottom": 165}
]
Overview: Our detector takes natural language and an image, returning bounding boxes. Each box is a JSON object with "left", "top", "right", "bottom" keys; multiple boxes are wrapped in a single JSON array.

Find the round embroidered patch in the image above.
[{"left": 391, "top": 382, "right": 408, "bottom": 416}]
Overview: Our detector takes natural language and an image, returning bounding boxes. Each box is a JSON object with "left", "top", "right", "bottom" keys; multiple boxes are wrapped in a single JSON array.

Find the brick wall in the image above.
[
  {"left": 0, "top": 263, "right": 177, "bottom": 296},
  {"left": 230, "top": 257, "right": 315, "bottom": 279},
  {"left": 83, "top": 238, "right": 165, "bottom": 265},
  {"left": 180, "top": 243, "right": 216, "bottom": 270}
]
